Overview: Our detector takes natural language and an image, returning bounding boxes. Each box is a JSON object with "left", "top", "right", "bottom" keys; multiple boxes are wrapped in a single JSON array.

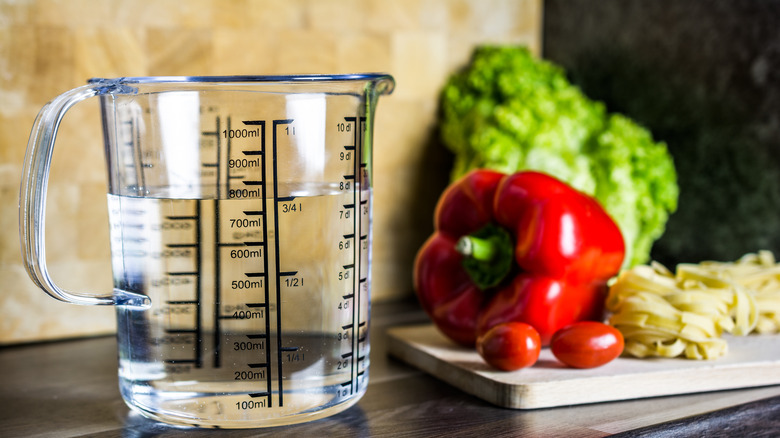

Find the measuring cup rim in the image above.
[{"left": 88, "top": 74, "right": 395, "bottom": 93}]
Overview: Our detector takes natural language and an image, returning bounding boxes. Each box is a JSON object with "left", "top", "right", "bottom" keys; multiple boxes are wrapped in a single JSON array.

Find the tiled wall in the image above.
[{"left": 0, "top": 0, "right": 541, "bottom": 344}]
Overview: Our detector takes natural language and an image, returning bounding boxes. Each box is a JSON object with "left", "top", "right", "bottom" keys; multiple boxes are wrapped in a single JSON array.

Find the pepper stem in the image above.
[
  {"left": 455, "top": 235, "right": 497, "bottom": 262},
  {"left": 455, "top": 224, "right": 514, "bottom": 290}
]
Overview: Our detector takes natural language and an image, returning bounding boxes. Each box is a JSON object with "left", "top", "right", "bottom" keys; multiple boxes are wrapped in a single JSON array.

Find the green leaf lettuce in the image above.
[{"left": 440, "top": 45, "right": 678, "bottom": 267}]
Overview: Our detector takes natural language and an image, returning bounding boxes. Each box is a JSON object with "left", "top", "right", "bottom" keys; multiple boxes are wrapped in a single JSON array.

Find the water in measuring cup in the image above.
[{"left": 109, "top": 183, "right": 371, "bottom": 428}]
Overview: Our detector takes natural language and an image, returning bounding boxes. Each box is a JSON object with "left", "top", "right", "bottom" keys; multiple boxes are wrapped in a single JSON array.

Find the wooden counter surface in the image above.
[{"left": 1, "top": 299, "right": 778, "bottom": 437}]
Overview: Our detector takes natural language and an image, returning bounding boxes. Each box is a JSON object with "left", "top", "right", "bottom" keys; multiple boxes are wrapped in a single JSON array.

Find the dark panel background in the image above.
[{"left": 543, "top": 0, "right": 780, "bottom": 265}]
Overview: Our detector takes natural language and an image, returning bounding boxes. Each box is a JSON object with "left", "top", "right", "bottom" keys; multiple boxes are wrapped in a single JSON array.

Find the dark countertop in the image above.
[{"left": 1, "top": 299, "right": 779, "bottom": 437}]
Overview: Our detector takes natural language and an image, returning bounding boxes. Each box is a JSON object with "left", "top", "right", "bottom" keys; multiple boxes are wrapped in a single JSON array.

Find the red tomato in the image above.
[
  {"left": 477, "top": 322, "right": 541, "bottom": 371},
  {"left": 550, "top": 321, "right": 624, "bottom": 369}
]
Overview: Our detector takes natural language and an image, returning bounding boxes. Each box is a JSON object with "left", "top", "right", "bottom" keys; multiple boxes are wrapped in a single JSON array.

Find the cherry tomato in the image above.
[
  {"left": 477, "top": 322, "right": 541, "bottom": 371},
  {"left": 550, "top": 321, "right": 624, "bottom": 369}
]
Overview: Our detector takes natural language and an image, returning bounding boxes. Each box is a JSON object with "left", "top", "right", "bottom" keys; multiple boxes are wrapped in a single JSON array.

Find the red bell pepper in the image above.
[{"left": 414, "top": 169, "right": 625, "bottom": 346}]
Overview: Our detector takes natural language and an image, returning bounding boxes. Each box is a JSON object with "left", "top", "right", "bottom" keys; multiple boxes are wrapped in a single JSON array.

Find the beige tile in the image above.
[
  {"left": 76, "top": 182, "right": 110, "bottom": 260},
  {"left": 336, "top": 34, "right": 392, "bottom": 74},
  {"left": 32, "top": 0, "right": 113, "bottom": 27},
  {"left": 146, "top": 28, "right": 214, "bottom": 76},
  {"left": 0, "top": 183, "right": 21, "bottom": 264},
  {"left": 275, "top": 30, "right": 338, "bottom": 74},
  {"left": 212, "top": 28, "right": 279, "bottom": 75},
  {"left": 212, "top": 0, "right": 306, "bottom": 30},
  {"left": 0, "top": 0, "right": 32, "bottom": 26},
  {"left": 0, "top": 26, "right": 37, "bottom": 116},
  {"left": 0, "top": 112, "right": 37, "bottom": 165},
  {"left": 74, "top": 27, "right": 147, "bottom": 79},
  {"left": 0, "top": 262, "right": 115, "bottom": 344},
  {"left": 390, "top": 31, "right": 448, "bottom": 101},
  {"left": 448, "top": 0, "right": 540, "bottom": 35},
  {"left": 46, "top": 99, "right": 107, "bottom": 183},
  {"left": 30, "top": 26, "right": 78, "bottom": 103},
  {"left": 304, "top": 0, "right": 367, "bottom": 34},
  {"left": 110, "top": 0, "right": 216, "bottom": 28},
  {"left": 365, "top": 0, "right": 448, "bottom": 32}
]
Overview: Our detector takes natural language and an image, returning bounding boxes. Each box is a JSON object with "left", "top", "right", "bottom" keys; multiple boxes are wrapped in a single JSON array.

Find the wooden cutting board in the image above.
[{"left": 387, "top": 324, "right": 780, "bottom": 409}]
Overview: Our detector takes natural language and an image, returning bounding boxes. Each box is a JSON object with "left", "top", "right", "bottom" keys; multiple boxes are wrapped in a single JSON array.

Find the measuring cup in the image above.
[{"left": 20, "top": 74, "right": 394, "bottom": 428}]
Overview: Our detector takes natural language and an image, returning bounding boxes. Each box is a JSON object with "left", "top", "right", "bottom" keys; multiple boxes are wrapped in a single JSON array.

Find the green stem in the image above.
[
  {"left": 455, "top": 235, "right": 497, "bottom": 262},
  {"left": 454, "top": 224, "right": 514, "bottom": 290}
]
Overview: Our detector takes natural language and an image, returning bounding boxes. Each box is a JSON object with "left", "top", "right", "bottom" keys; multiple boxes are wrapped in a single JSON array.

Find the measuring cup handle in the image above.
[{"left": 20, "top": 82, "right": 149, "bottom": 307}]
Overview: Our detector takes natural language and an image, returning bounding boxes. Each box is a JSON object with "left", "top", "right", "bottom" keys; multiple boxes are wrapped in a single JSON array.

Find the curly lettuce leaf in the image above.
[{"left": 440, "top": 46, "right": 678, "bottom": 267}]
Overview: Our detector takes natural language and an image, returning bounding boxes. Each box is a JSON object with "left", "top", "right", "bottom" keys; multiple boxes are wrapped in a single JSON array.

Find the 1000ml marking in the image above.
[{"left": 223, "top": 128, "right": 260, "bottom": 139}]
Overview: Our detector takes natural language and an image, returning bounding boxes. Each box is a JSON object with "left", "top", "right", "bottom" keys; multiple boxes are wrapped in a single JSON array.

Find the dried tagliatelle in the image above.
[{"left": 606, "top": 250, "right": 780, "bottom": 360}]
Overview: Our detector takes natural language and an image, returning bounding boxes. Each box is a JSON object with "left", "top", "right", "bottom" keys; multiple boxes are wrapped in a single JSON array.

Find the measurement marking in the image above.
[
  {"left": 166, "top": 215, "right": 198, "bottom": 220},
  {"left": 243, "top": 150, "right": 263, "bottom": 156},
  {"left": 202, "top": 162, "right": 218, "bottom": 168},
  {"left": 361, "top": 235, "right": 368, "bottom": 240},
  {"left": 246, "top": 303, "right": 265, "bottom": 308},
  {"left": 344, "top": 145, "right": 355, "bottom": 151},
  {"left": 249, "top": 392, "right": 270, "bottom": 398},
  {"left": 217, "top": 242, "right": 248, "bottom": 247},
  {"left": 167, "top": 271, "right": 198, "bottom": 276},
  {"left": 358, "top": 355, "right": 366, "bottom": 362},
  {"left": 194, "top": 201, "right": 203, "bottom": 369},
  {"left": 247, "top": 334, "right": 266, "bottom": 340},
  {"left": 343, "top": 203, "right": 355, "bottom": 209},
  {"left": 166, "top": 243, "right": 197, "bottom": 248},
  {"left": 358, "top": 334, "right": 367, "bottom": 343},
  {"left": 341, "top": 352, "right": 353, "bottom": 359},
  {"left": 343, "top": 293, "right": 355, "bottom": 299},
  {"left": 243, "top": 210, "right": 264, "bottom": 215},
  {"left": 359, "top": 321, "right": 367, "bottom": 328},
  {"left": 361, "top": 199, "right": 368, "bottom": 205},
  {"left": 245, "top": 272, "right": 266, "bottom": 278},
  {"left": 279, "top": 271, "right": 298, "bottom": 277},
  {"left": 248, "top": 363, "right": 268, "bottom": 369},
  {"left": 166, "top": 300, "right": 198, "bottom": 305},
  {"left": 164, "top": 359, "right": 198, "bottom": 364},
  {"left": 280, "top": 347, "right": 299, "bottom": 352},
  {"left": 341, "top": 381, "right": 352, "bottom": 387},
  {"left": 360, "top": 277, "right": 367, "bottom": 283},
  {"left": 272, "top": 119, "right": 294, "bottom": 408},
  {"left": 214, "top": 200, "right": 222, "bottom": 368},
  {"left": 344, "top": 174, "right": 355, "bottom": 180},
  {"left": 164, "top": 329, "right": 197, "bottom": 334},
  {"left": 344, "top": 233, "right": 355, "bottom": 239},
  {"left": 342, "top": 324, "right": 354, "bottom": 330},
  {"left": 242, "top": 120, "right": 265, "bottom": 126},
  {"left": 278, "top": 196, "right": 296, "bottom": 202},
  {"left": 343, "top": 264, "right": 355, "bottom": 269},
  {"left": 243, "top": 181, "right": 263, "bottom": 186},
  {"left": 244, "top": 241, "right": 264, "bottom": 247}
]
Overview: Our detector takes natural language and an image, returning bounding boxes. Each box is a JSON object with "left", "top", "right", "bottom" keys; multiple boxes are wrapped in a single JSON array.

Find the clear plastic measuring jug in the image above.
[{"left": 19, "top": 74, "right": 394, "bottom": 428}]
